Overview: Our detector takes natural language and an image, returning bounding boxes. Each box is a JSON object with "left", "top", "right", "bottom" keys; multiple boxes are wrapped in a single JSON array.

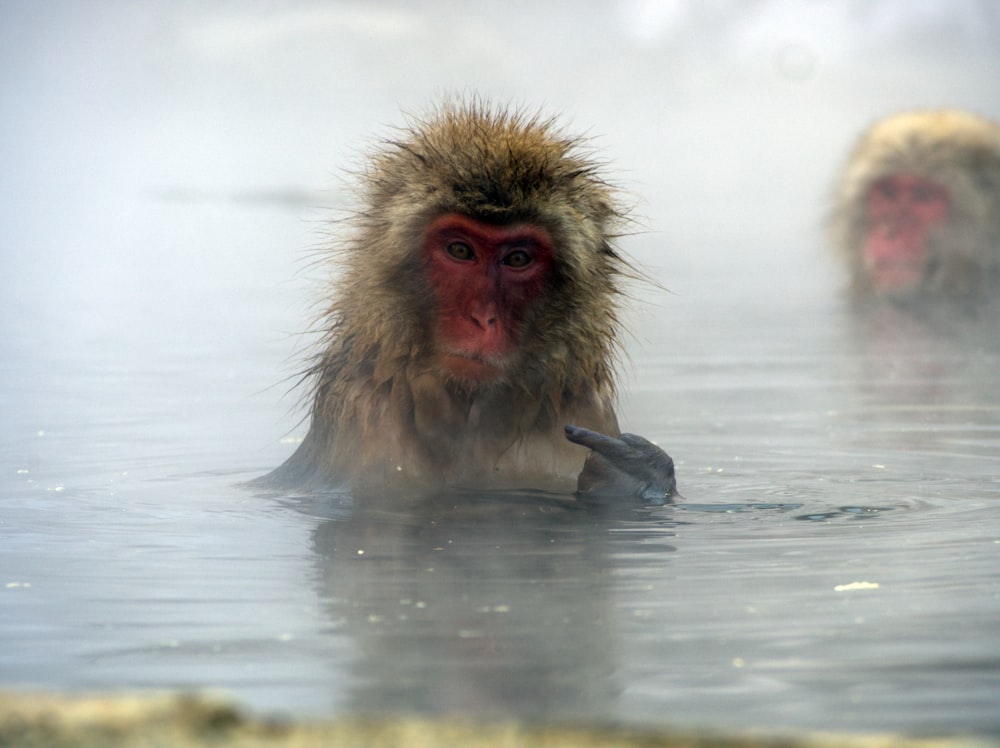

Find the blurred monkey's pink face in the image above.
[{"left": 863, "top": 174, "right": 950, "bottom": 293}]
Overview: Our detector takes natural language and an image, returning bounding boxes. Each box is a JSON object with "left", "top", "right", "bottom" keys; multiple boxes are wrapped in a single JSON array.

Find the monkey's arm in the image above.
[{"left": 564, "top": 424, "right": 679, "bottom": 505}]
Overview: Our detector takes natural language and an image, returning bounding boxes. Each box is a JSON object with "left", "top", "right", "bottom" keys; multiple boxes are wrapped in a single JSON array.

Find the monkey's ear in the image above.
[{"left": 564, "top": 425, "right": 678, "bottom": 506}]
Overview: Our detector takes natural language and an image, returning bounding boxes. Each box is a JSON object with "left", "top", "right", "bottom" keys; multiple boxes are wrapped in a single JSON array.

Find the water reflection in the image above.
[
  {"left": 301, "top": 492, "right": 674, "bottom": 721},
  {"left": 838, "top": 301, "right": 1000, "bottom": 465},
  {"left": 847, "top": 299, "right": 1000, "bottom": 362},
  {"left": 793, "top": 505, "right": 895, "bottom": 522}
]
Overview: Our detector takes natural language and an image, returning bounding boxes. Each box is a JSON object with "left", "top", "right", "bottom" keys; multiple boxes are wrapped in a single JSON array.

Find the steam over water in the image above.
[{"left": 2, "top": 1, "right": 999, "bottom": 739}]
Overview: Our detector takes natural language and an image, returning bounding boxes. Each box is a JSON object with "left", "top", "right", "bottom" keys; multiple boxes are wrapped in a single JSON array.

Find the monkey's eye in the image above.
[
  {"left": 502, "top": 249, "right": 533, "bottom": 269},
  {"left": 446, "top": 241, "right": 474, "bottom": 261},
  {"left": 872, "top": 180, "right": 898, "bottom": 200},
  {"left": 912, "top": 184, "right": 942, "bottom": 203}
]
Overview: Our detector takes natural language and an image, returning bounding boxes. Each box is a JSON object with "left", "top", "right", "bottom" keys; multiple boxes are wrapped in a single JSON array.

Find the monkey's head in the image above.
[
  {"left": 829, "top": 109, "right": 1000, "bottom": 301},
  {"left": 331, "top": 100, "right": 631, "bottom": 396}
]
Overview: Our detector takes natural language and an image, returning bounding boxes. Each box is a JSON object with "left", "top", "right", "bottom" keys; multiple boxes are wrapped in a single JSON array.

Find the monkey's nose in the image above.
[
  {"left": 471, "top": 313, "right": 498, "bottom": 330},
  {"left": 468, "top": 304, "right": 500, "bottom": 331}
]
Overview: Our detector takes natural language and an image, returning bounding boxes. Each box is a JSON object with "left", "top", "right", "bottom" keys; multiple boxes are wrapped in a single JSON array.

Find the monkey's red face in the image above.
[
  {"left": 863, "top": 173, "right": 950, "bottom": 294},
  {"left": 423, "top": 213, "right": 554, "bottom": 382}
]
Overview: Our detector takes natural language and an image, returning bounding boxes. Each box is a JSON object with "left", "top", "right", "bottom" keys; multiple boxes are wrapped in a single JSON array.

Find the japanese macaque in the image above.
[
  {"left": 829, "top": 109, "right": 1000, "bottom": 303},
  {"left": 263, "top": 101, "right": 677, "bottom": 504}
]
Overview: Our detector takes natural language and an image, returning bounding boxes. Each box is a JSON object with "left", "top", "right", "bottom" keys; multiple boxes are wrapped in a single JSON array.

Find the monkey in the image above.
[
  {"left": 828, "top": 109, "right": 1000, "bottom": 305},
  {"left": 261, "top": 100, "right": 678, "bottom": 505}
]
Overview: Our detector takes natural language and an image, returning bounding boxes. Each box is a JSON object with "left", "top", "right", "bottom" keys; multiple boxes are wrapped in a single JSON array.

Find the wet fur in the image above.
[{"left": 265, "top": 100, "right": 632, "bottom": 495}]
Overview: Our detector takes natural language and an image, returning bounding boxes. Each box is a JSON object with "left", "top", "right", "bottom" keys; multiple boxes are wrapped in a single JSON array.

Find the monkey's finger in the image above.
[
  {"left": 619, "top": 432, "right": 664, "bottom": 451},
  {"left": 564, "top": 424, "right": 634, "bottom": 460}
]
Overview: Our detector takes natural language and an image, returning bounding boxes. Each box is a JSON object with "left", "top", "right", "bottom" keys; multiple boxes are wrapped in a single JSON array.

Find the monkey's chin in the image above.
[
  {"left": 863, "top": 235, "right": 927, "bottom": 296},
  {"left": 440, "top": 352, "right": 508, "bottom": 385},
  {"left": 868, "top": 260, "right": 925, "bottom": 295}
]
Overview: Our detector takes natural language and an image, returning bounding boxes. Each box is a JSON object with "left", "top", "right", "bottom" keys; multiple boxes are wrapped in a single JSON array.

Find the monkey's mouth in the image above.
[
  {"left": 865, "top": 256, "right": 926, "bottom": 293},
  {"left": 440, "top": 351, "right": 508, "bottom": 381},
  {"left": 863, "top": 229, "right": 927, "bottom": 294}
]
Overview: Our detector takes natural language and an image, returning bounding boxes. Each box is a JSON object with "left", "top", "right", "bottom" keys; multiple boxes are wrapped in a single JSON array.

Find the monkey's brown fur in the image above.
[
  {"left": 267, "top": 100, "right": 632, "bottom": 495},
  {"left": 829, "top": 109, "right": 1000, "bottom": 301}
]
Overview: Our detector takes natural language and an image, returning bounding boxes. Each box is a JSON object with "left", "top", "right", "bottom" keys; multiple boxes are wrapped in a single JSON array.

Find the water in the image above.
[{"left": 2, "top": 1, "right": 1000, "bottom": 740}]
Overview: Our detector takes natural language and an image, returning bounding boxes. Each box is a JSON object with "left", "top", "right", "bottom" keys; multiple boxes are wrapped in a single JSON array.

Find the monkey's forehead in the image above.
[
  {"left": 837, "top": 111, "right": 1000, "bottom": 206},
  {"left": 364, "top": 146, "right": 623, "bottom": 234},
  {"left": 858, "top": 110, "right": 1000, "bottom": 167},
  {"left": 867, "top": 109, "right": 1000, "bottom": 141},
  {"left": 369, "top": 104, "right": 618, "bottom": 214}
]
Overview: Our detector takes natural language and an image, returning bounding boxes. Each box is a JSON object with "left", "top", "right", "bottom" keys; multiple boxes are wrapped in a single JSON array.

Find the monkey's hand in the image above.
[{"left": 565, "top": 424, "right": 679, "bottom": 506}]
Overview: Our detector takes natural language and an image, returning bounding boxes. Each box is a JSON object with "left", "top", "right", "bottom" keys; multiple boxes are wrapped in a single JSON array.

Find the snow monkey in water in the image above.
[
  {"left": 262, "top": 100, "right": 678, "bottom": 505},
  {"left": 828, "top": 109, "right": 1000, "bottom": 305}
]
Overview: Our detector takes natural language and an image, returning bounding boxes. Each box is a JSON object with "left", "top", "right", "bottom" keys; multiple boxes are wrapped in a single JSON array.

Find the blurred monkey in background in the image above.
[{"left": 829, "top": 109, "right": 1000, "bottom": 306}]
